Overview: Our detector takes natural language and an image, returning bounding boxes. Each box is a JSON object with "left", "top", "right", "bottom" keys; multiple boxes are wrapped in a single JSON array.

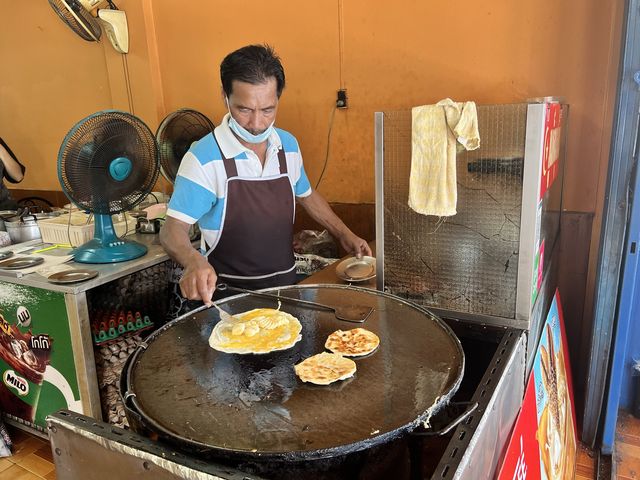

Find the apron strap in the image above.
[
  {"left": 277, "top": 148, "right": 288, "bottom": 174},
  {"left": 212, "top": 132, "right": 238, "bottom": 178},
  {"left": 213, "top": 132, "right": 288, "bottom": 177}
]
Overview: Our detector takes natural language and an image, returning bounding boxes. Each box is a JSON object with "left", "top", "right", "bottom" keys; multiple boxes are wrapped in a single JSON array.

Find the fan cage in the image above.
[
  {"left": 48, "top": 0, "right": 102, "bottom": 42},
  {"left": 156, "top": 109, "right": 215, "bottom": 183},
  {"left": 58, "top": 111, "right": 159, "bottom": 215}
]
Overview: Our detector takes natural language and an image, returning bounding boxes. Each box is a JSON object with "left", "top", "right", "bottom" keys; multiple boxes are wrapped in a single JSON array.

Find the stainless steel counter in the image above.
[{"left": 0, "top": 234, "right": 169, "bottom": 294}]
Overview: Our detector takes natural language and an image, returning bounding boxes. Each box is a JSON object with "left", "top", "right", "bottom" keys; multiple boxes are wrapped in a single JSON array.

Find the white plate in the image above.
[{"left": 335, "top": 256, "right": 376, "bottom": 282}]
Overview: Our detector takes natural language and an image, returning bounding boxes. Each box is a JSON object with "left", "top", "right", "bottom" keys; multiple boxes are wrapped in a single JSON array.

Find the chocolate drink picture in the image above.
[{"left": 0, "top": 312, "right": 52, "bottom": 422}]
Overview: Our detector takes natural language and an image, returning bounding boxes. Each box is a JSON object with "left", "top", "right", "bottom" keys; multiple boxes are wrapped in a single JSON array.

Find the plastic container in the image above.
[{"left": 37, "top": 212, "right": 136, "bottom": 247}]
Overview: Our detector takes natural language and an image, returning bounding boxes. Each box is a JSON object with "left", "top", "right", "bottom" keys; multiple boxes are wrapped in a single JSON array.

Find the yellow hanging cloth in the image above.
[{"left": 408, "top": 98, "right": 480, "bottom": 217}]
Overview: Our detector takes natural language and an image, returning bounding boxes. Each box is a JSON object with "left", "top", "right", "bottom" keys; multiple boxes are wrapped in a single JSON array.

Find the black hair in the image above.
[{"left": 220, "top": 44, "right": 286, "bottom": 98}]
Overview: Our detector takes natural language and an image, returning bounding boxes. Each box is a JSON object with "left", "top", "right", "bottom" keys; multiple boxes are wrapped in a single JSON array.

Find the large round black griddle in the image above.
[{"left": 122, "top": 285, "right": 464, "bottom": 462}]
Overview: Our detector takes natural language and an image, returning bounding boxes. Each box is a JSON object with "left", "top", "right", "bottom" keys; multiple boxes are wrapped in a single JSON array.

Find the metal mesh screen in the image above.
[{"left": 382, "top": 104, "right": 527, "bottom": 318}]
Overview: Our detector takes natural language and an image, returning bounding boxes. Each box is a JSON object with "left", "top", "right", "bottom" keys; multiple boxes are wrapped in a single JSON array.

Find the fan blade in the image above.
[
  {"left": 48, "top": 0, "right": 102, "bottom": 42},
  {"left": 58, "top": 111, "right": 160, "bottom": 215}
]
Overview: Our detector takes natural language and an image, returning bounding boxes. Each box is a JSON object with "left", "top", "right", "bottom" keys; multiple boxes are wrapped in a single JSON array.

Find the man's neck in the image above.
[{"left": 237, "top": 136, "right": 268, "bottom": 166}]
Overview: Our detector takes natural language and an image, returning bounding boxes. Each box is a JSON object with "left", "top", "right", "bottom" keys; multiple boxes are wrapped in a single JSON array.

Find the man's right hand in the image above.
[
  {"left": 160, "top": 217, "right": 219, "bottom": 305},
  {"left": 179, "top": 254, "right": 218, "bottom": 305}
]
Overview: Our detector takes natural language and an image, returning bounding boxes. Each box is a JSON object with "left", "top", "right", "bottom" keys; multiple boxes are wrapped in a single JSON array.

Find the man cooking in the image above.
[{"left": 160, "top": 44, "right": 371, "bottom": 305}]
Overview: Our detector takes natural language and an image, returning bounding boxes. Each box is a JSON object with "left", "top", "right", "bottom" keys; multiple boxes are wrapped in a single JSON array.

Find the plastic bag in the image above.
[
  {"left": 293, "top": 230, "right": 338, "bottom": 258},
  {"left": 293, "top": 230, "right": 339, "bottom": 276}
]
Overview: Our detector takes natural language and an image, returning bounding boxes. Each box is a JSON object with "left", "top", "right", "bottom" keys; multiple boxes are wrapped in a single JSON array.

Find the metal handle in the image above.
[
  {"left": 410, "top": 401, "right": 478, "bottom": 437},
  {"left": 217, "top": 283, "right": 335, "bottom": 312}
]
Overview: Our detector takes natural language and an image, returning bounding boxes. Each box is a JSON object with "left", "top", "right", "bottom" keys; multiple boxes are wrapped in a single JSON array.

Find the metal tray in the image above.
[
  {"left": 335, "top": 256, "right": 376, "bottom": 282},
  {"left": 48, "top": 269, "right": 99, "bottom": 284},
  {"left": 0, "top": 256, "right": 44, "bottom": 270}
]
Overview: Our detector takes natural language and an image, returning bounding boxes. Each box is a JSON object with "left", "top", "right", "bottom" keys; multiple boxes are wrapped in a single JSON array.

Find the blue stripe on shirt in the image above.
[
  {"left": 276, "top": 128, "right": 299, "bottom": 153},
  {"left": 169, "top": 176, "right": 218, "bottom": 220},
  {"left": 198, "top": 196, "right": 226, "bottom": 230},
  {"left": 190, "top": 133, "right": 220, "bottom": 165},
  {"left": 295, "top": 164, "right": 311, "bottom": 196}
]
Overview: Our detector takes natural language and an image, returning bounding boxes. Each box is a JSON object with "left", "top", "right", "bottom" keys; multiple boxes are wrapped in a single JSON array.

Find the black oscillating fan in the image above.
[
  {"left": 49, "top": 0, "right": 102, "bottom": 42},
  {"left": 48, "top": 0, "right": 129, "bottom": 53},
  {"left": 58, "top": 110, "right": 159, "bottom": 263},
  {"left": 156, "top": 109, "right": 215, "bottom": 183}
]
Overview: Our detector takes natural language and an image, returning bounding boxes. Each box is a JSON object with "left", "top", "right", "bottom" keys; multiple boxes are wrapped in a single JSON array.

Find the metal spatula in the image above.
[
  {"left": 173, "top": 302, "right": 237, "bottom": 323},
  {"left": 216, "top": 283, "right": 374, "bottom": 323}
]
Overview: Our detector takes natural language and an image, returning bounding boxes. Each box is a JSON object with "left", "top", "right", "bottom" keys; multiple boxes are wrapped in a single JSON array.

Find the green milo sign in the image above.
[{"left": 0, "top": 281, "right": 80, "bottom": 429}]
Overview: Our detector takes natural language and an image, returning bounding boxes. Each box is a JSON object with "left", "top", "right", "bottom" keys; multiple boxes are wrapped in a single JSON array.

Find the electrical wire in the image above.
[{"left": 315, "top": 105, "right": 337, "bottom": 191}]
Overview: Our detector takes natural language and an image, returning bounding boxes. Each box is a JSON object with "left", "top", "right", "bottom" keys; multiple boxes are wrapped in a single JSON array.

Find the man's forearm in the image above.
[
  {"left": 159, "top": 219, "right": 201, "bottom": 268},
  {"left": 298, "top": 191, "right": 351, "bottom": 239}
]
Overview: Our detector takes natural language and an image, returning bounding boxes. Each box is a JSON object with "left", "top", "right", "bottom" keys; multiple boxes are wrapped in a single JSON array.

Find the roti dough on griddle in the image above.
[
  {"left": 294, "top": 352, "right": 357, "bottom": 385},
  {"left": 209, "top": 308, "right": 302, "bottom": 354},
  {"left": 325, "top": 328, "right": 380, "bottom": 357}
]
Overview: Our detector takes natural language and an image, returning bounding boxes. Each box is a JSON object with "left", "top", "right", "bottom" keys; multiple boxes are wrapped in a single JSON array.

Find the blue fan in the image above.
[{"left": 57, "top": 110, "right": 159, "bottom": 263}]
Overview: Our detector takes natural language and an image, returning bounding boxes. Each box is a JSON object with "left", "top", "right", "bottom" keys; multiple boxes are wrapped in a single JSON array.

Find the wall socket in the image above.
[{"left": 336, "top": 89, "right": 348, "bottom": 109}]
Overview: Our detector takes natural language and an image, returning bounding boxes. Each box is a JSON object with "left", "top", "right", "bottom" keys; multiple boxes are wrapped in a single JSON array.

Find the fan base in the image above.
[{"left": 73, "top": 238, "right": 148, "bottom": 264}]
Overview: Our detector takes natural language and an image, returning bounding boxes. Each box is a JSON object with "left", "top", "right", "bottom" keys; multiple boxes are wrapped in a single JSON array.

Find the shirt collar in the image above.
[{"left": 214, "top": 113, "right": 282, "bottom": 159}]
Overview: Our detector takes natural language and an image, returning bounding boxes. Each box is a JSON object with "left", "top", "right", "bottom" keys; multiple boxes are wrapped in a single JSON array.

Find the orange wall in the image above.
[
  {"left": 0, "top": 2, "right": 113, "bottom": 192},
  {"left": 0, "top": 1, "right": 622, "bottom": 212}
]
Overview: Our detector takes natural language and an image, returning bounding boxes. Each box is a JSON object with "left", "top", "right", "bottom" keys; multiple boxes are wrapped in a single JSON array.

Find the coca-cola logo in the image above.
[{"left": 3, "top": 369, "right": 29, "bottom": 396}]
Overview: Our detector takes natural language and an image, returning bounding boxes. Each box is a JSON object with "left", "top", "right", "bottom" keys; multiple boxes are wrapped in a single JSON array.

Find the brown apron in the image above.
[{"left": 206, "top": 135, "right": 297, "bottom": 291}]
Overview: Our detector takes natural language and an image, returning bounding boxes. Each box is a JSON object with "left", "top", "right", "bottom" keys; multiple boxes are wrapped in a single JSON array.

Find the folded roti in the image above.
[
  {"left": 294, "top": 352, "right": 357, "bottom": 385},
  {"left": 325, "top": 328, "right": 380, "bottom": 357},
  {"left": 209, "top": 308, "right": 302, "bottom": 354}
]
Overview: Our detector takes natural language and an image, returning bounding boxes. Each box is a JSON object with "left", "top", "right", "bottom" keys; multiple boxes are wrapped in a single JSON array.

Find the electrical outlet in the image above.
[{"left": 336, "top": 89, "right": 348, "bottom": 109}]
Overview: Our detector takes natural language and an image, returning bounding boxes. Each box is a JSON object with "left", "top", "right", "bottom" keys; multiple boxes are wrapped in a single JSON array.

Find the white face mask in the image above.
[{"left": 226, "top": 97, "right": 275, "bottom": 144}]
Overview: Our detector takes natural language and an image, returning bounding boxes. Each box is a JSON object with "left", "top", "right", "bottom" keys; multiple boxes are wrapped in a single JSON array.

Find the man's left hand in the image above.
[{"left": 339, "top": 232, "right": 372, "bottom": 258}]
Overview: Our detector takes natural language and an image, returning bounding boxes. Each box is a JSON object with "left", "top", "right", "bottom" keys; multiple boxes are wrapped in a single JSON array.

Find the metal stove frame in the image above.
[{"left": 46, "top": 323, "right": 525, "bottom": 480}]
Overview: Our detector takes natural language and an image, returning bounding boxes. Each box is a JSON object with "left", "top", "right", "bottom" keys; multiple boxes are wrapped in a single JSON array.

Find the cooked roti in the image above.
[
  {"left": 209, "top": 308, "right": 302, "bottom": 354},
  {"left": 325, "top": 328, "right": 380, "bottom": 357},
  {"left": 294, "top": 352, "right": 357, "bottom": 385}
]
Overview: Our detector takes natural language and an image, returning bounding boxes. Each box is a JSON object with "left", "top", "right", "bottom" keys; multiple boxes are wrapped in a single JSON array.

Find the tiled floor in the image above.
[
  {"left": 0, "top": 422, "right": 603, "bottom": 480},
  {"left": 0, "top": 427, "right": 55, "bottom": 480}
]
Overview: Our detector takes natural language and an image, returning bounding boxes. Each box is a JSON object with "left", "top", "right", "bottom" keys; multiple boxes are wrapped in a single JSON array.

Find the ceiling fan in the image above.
[{"left": 48, "top": 0, "right": 129, "bottom": 54}]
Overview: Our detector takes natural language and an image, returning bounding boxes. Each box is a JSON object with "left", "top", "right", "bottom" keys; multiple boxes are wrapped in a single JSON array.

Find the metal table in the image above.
[{"left": 0, "top": 234, "right": 170, "bottom": 430}]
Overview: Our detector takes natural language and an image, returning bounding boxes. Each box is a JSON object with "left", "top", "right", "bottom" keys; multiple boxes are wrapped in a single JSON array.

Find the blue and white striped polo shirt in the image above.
[{"left": 166, "top": 113, "right": 312, "bottom": 249}]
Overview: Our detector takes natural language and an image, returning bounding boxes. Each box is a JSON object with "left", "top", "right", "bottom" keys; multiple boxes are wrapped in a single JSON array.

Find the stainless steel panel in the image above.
[
  {"left": 375, "top": 111, "right": 385, "bottom": 290},
  {"left": 516, "top": 103, "right": 545, "bottom": 320},
  {"left": 47, "top": 411, "right": 260, "bottom": 480},
  {"left": 64, "top": 292, "right": 101, "bottom": 418},
  {"left": 377, "top": 103, "right": 566, "bottom": 328},
  {"left": 379, "top": 105, "right": 527, "bottom": 319},
  {"left": 433, "top": 329, "right": 526, "bottom": 479}
]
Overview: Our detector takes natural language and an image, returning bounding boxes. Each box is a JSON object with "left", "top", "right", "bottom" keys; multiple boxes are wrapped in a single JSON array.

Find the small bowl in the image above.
[{"left": 335, "top": 256, "right": 376, "bottom": 282}]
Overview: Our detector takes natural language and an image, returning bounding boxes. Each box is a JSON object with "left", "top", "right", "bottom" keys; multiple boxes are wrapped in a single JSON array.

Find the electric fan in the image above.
[
  {"left": 58, "top": 110, "right": 160, "bottom": 263},
  {"left": 48, "top": 0, "right": 129, "bottom": 53},
  {"left": 156, "top": 109, "right": 215, "bottom": 183}
]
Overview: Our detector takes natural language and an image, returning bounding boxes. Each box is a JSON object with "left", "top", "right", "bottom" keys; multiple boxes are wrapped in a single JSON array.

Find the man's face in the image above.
[{"left": 226, "top": 78, "right": 279, "bottom": 136}]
